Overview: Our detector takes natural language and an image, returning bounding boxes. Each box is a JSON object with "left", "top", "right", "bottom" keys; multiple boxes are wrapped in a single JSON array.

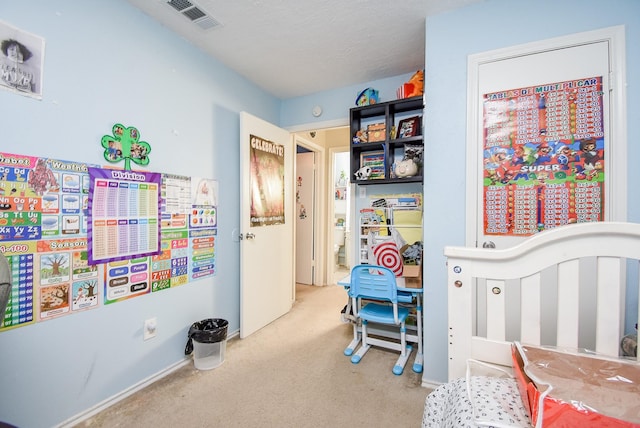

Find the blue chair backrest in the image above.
[{"left": 348, "top": 265, "right": 398, "bottom": 303}]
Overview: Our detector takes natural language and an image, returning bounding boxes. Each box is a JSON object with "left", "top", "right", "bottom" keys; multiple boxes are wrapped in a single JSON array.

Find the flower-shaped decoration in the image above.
[{"left": 100, "top": 123, "right": 151, "bottom": 171}]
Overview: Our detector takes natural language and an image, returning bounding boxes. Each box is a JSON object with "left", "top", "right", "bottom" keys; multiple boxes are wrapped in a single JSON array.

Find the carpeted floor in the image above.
[{"left": 76, "top": 283, "right": 431, "bottom": 427}]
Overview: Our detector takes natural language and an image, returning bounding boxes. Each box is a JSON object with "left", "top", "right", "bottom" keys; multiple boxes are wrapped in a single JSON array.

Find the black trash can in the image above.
[{"left": 185, "top": 318, "right": 228, "bottom": 370}]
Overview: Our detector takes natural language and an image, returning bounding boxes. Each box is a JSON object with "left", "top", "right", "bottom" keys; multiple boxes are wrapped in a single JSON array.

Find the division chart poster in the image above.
[{"left": 87, "top": 167, "right": 162, "bottom": 265}]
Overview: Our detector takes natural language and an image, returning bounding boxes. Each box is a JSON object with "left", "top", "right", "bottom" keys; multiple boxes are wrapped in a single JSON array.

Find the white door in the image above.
[
  {"left": 466, "top": 26, "right": 627, "bottom": 249},
  {"left": 295, "top": 151, "right": 315, "bottom": 284},
  {"left": 239, "top": 112, "right": 294, "bottom": 338}
]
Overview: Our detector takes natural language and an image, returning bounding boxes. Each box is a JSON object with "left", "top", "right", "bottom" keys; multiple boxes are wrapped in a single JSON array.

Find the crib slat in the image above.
[
  {"left": 486, "top": 279, "right": 506, "bottom": 341},
  {"left": 520, "top": 273, "right": 541, "bottom": 345},
  {"left": 595, "top": 256, "right": 622, "bottom": 356},
  {"left": 556, "top": 259, "right": 580, "bottom": 349}
]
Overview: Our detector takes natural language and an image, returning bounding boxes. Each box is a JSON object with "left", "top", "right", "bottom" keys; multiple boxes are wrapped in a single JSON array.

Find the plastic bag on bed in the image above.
[{"left": 512, "top": 342, "right": 640, "bottom": 427}]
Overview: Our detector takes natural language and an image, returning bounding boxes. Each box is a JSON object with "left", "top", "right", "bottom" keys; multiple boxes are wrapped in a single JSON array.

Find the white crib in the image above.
[{"left": 423, "top": 222, "right": 640, "bottom": 427}]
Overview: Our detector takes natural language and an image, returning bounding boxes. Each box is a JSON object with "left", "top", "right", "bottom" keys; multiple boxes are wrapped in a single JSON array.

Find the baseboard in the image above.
[
  {"left": 421, "top": 377, "right": 443, "bottom": 390},
  {"left": 55, "top": 358, "right": 191, "bottom": 428}
]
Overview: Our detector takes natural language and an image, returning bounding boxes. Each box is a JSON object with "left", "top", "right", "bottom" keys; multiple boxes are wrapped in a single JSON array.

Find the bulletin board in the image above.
[{"left": 0, "top": 151, "right": 218, "bottom": 331}]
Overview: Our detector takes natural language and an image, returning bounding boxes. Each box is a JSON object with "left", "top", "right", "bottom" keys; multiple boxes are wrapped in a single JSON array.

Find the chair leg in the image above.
[
  {"left": 392, "top": 345, "right": 413, "bottom": 375},
  {"left": 400, "top": 323, "right": 407, "bottom": 357},
  {"left": 391, "top": 322, "right": 412, "bottom": 375},
  {"left": 344, "top": 319, "right": 361, "bottom": 356},
  {"left": 351, "top": 320, "right": 371, "bottom": 364}
]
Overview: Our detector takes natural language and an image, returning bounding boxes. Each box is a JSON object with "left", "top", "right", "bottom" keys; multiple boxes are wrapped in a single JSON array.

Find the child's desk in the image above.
[{"left": 337, "top": 274, "right": 423, "bottom": 374}]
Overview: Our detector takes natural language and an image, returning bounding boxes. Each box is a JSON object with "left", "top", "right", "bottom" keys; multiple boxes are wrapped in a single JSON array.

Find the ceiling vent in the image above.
[{"left": 166, "top": 0, "right": 222, "bottom": 30}]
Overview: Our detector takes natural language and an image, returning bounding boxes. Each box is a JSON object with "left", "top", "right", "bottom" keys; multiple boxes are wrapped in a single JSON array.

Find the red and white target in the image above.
[{"left": 372, "top": 241, "right": 403, "bottom": 276}]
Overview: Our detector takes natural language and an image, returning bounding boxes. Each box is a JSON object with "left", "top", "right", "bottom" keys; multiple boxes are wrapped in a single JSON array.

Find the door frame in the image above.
[
  {"left": 294, "top": 134, "right": 326, "bottom": 286},
  {"left": 465, "top": 26, "right": 627, "bottom": 247}
]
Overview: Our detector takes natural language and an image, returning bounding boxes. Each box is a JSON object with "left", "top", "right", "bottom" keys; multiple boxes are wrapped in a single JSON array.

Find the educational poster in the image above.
[
  {"left": 87, "top": 167, "right": 162, "bottom": 264},
  {"left": 103, "top": 257, "right": 151, "bottom": 304},
  {"left": 0, "top": 20, "right": 45, "bottom": 99},
  {"left": 187, "top": 176, "right": 216, "bottom": 280},
  {"left": 152, "top": 174, "right": 217, "bottom": 291},
  {"left": 249, "top": 134, "right": 285, "bottom": 227},
  {"left": 482, "top": 76, "right": 605, "bottom": 236},
  {"left": 1, "top": 251, "right": 35, "bottom": 328},
  {"left": 189, "top": 228, "right": 216, "bottom": 281},
  {"left": 0, "top": 151, "right": 218, "bottom": 330},
  {"left": 160, "top": 173, "right": 190, "bottom": 229},
  {"left": 156, "top": 173, "right": 191, "bottom": 291},
  {"left": 38, "top": 241, "right": 99, "bottom": 319},
  {"left": 0, "top": 153, "right": 99, "bottom": 327}
]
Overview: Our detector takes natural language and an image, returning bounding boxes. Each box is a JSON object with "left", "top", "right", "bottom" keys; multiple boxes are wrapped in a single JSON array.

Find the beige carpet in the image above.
[{"left": 77, "top": 283, "right": 431, "bottom": 427}]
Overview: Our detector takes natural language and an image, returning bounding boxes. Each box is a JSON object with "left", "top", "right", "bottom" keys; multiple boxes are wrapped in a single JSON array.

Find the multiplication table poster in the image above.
[{"left": 482, "top": 76, "right": 605, "bottom": 236}]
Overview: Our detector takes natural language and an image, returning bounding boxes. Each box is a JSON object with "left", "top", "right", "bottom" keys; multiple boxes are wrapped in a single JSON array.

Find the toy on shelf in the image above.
[
  {"left": 355, "top": 87, "right": 379, "bottom": 106},
  {"left": 354, "top": 165, "right": 372, "bottom": 180},
  {"left": 397, "top": 70, "right": 424, "bottom": 99},
  {"left": 394, "top": 159, "right": 418, "bottom": 178}
]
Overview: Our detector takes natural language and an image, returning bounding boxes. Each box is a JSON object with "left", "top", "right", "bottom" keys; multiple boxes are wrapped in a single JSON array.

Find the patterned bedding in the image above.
[{"left": 422, "top": 376, "right": 531, "bottom": 428}]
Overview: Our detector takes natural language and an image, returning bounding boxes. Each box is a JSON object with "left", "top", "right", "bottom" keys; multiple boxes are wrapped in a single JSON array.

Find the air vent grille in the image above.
[
  {"left": 195, "top": 16, "right": 221, "bottom": 30},
  {"left": 183, "top": 6, "right": 206, "bottom": 21},
  {"left": 165, "top": 0, "right": 222, "bottom": 30},
  {"left": 167, "top": 0, "right": 193, "bottom": 12}
]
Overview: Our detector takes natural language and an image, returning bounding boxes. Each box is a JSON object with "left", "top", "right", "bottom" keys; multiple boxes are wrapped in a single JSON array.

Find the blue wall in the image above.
[
  {"left": 0, "top": 1, "right": 277, "bottom": 427},
  {"left": 422, "top": 0, "right": 640, "bottom": 385},
  {"left": 280, "top": 73, "right": 415, "bottom": 128}
]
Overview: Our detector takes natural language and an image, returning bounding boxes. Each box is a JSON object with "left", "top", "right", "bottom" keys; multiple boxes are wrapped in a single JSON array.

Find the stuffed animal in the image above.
[
  {"left": 354, "top": 166, "right": 372, "bottom": 180},
  {"left": 402, "top": 70, "right": 424, "bottom": 98},
  {"left": 353, "top": 129, "right": 368, "bottom": 144},
  {"left": 394, "top": 159, "right": 418, "bottom": 178}
]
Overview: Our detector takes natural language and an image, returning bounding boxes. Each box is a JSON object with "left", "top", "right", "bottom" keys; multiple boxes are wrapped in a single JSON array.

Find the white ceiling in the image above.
[{"left": 126, "top": 0, "right": 483, "bottom": 99}]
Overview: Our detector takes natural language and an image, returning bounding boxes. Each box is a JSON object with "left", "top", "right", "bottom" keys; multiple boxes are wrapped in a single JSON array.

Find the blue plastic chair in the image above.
[{"left": 348, "top": 265, "right": 412, "bottom": 375}]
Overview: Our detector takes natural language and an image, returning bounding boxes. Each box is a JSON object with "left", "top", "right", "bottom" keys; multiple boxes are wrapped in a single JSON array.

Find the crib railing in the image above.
[{"left": 445, "top": 222, "right": 640, "bottom": 381}]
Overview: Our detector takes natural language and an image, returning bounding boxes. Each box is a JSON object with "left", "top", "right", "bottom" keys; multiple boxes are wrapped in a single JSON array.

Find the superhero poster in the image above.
[{"left": 483, "top": 76, "right": 605, "bottom": 236}]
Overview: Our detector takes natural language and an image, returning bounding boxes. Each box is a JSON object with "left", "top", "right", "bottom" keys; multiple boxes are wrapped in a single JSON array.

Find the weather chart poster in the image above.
[
  {"left": 483, "top": 76, "right": 605, "bottom": 236},
  {"left": 0, "top": 151, "right": 217, "bottom": 330}
]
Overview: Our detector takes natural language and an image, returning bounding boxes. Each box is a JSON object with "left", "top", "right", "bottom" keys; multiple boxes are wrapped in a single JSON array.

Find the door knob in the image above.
[
  {"left": 482, "top": 241, "right": 496, "bottom": 249},
  {"left": 245, "top": 232, "right": 255, "bottom": 240}
]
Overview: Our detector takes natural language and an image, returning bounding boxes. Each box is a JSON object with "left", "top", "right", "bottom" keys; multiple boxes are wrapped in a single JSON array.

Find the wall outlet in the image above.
[{"left": 144, "top": 317, "right": 157, "bottom": 341}]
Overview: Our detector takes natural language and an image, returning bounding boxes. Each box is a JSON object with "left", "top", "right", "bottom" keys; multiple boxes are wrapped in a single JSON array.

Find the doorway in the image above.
[
  {"left": 293, "top": 127, "right": 351, "bottom": 286},
  {"left": 295, "top": 146, "right": 315, "bottom": 285},
  {"left": 331, "top": 149, "right": 350, "bottom": 284}
]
